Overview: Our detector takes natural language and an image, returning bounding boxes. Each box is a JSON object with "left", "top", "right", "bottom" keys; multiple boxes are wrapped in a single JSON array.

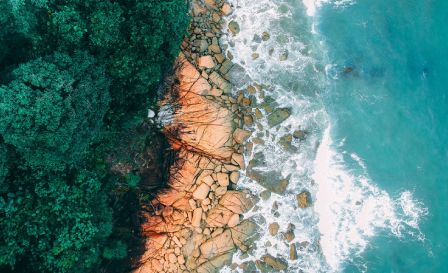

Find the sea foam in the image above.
[{"left": 219, "top": 0, "right": 426, "bottom": 272}]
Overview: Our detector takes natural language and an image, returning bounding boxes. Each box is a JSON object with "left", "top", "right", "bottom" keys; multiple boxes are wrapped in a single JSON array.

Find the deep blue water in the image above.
[{"left": 317, "top": 0, "right": 448, "bottom": 272}]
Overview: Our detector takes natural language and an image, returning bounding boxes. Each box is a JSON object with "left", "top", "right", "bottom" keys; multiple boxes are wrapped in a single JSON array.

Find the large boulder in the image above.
[
  {"left": 228, "top": 21, "right": 240, "bottom": 35},
  {"left": 196, "top": 252, "right": 233, "bottom": 273},
  {"left": 206, "top": 205, "right": 234, "bottom": 227},
  {"left": 247, "top": 169, "right": 289, "bottom": 195},
  {"left": 247, "top": 152, "right": 289, "bottom": 194},
  {"left": 256, "top": 255, "right": 288, "bottom": 272},
  {"left": 230, "top": 218, "right": 259, "bottom": 251},
  {"left": 219, "top": 191, "right": 255, "bottom": 214},
  {"left": 225, "top": 63, "right": 250, "bottom": 87},
  {"left": 200, "top": 229, "right": 235, "bottom": 259},
  {"left": 267, "top": 108, "right": 291, "bottom": 127}
]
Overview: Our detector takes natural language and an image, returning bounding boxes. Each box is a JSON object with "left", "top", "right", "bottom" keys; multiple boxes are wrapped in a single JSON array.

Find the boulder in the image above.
[
  {"left": 209, "top": 44, "right": 221, "bottom": 53},
  {"left": 267, "top": 108, "right": 291, "bottom": 127},
  {"left": 219, "top": 60, "right": 233, "bottom": 74},
  {"left": 193, "top": 183, "right": 210, "bottom": 200},
  {"left": 219, "top": 191, "right": 254, "bottom": 214},
  {"left": 260, "top": 190, "right": 271, "bottom": 201},
  {"left": 221, "top": 3, "right": 233, "bottom": 15},
  {"left": 200, "top": 229, "right": 235, "bottom": 259},
  {"left": 262, "top": 254, "right": 288, "bottom": 271},
  {"left": 204, "top": 0, "right": 218, "bottom": 9},
  {"left": 215, "top": 186, "right": 227, "bottom": 196},
  {"left": 225, "top": 63, "right": 250, "bottom": 86},
  {"left": 229, "top": 171, "right": 239, "bottom": 183},
  {"left": 283, "top": 223, "right": 295, "bottom": 242},
  {"left": 247, "top": 169, "right": 289, "bottom": 195},
  {"left": 240, "top": 261, "right": 257, "bottom": 273},
  {"left": 262, "top": 31, "right": 270, "bottom": 41},
  {"left": 279, "top": 134, "right": 298, "bottom": 152},
  {"left": 268, "top": 222, "right": 279, "bottom": 236},
  {"left": 290, "top": 243, "right": 298, "bottom": 260},
  {"left": 206, "top": 205, "right": 233, "bottom": 227},
  {"left": 279, "top": 49, "right": 289, "bottom": 61},
  {"left": 209, "top": 71, "right": 231, "bottom": 92},
  {"left": 293, "top": 129, "right": 307, "bottom": 140},
  {"left": 296, "top": 190, "right": 312, "bottom": 208},
  {"left": 228, "top": 21, "right": 240, "bottom": 35},
  {"left": 192, "top": 208, "right": 203, "bottom": 227},
  {"left": 231, "top": 153, "right": 245, "bottom": 168},
  {"left": 233, "top": 128, "right": 251, "bottom": 144},
  {"left": 194, "top": 39, "right": 209, "bottom": 52},
  {"left": 215, "top": 54, "right": 225, "bottom": 64},
  {"left": 217, "top": 172, "right": 229, "bottom": 187},
  {"left": 196, "top": 252, "right": 233, "bottom": 273},
  {"left": 230, "top": 219, "right": 259, "bottom": 251},
  {"left": 198, "top": 55, "right": 216, "bottom": 68},
  {"left": 227, "top": 213, "right": 240, "bottom": 227}
]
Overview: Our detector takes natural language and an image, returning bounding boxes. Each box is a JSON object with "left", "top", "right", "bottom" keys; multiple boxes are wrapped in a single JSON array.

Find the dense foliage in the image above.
[{"left": 0, "top": 0, "right": 189, "bottom": 272}]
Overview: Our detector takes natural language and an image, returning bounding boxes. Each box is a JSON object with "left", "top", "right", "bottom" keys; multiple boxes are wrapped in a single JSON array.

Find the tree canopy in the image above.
[
  {"left": 0, "top": 0, "right": 189, "bottom": 272},
  {"left": 0, "top": 52, "right": 110, "bottom": 172}
]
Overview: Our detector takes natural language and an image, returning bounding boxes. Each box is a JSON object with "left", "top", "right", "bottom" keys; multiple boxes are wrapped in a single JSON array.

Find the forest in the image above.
[{"left": 0, "top": 0, "right": 189, "bottom": 272}]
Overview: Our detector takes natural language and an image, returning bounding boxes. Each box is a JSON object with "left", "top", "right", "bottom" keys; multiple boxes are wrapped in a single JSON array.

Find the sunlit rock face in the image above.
[{"left": 133, "top": 1, "right": 259, "bottom": 272}]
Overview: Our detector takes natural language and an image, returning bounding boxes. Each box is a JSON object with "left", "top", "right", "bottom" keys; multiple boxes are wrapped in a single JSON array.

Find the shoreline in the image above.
[{"left": 133, "top": 1, "right": 257, "bottom": 272}]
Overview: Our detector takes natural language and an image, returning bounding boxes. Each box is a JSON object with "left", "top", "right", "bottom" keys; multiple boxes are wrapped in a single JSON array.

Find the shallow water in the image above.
[{"left": 221, "top": 0, "right": 446, "bottom": 272}]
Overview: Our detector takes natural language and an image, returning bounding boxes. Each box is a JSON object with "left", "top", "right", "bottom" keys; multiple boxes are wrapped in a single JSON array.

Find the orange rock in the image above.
[
  {"left": 198, "top": 55, "right": 216, "bottom": 68},
  {"left": 192, "top": 208, "right": 203, "bottom": 227},
  {"left": 141, "top": 215, "right": 181, "bottom": 234},
  {"left": 227, "top": 214, "right": 240, "bottom": 227},
  {"left": 221, "top": 3, "right": 232, "bottom": 15},
  {"left": 172, "top": 196, "right": 193, "bottom": 211},
  {"left": 216, "top": 172, "right": 229, "bottom": 187},
  {"left": 219, "top": 191, "right": 254, "bottom": 214},
  {"left": 199, "top": 229, "right": 235, "bottom": 259},
  {"left": 163, "top": 57, "right": 234, "bottom": 159},
  {"left": 193, "top": 183, "right": 210, "bottom": 200},
  {"left": 205, "top": 205, "right": 233, "bottom": 227},
  {"left": 233, "top": 128, "right": 251, "bottom": 144},
  {"left": 158, "top": 189, "right": 185, "bottom": 206},
  {"left": 138, "top": 234, "right": 168, "bottom": 262}
]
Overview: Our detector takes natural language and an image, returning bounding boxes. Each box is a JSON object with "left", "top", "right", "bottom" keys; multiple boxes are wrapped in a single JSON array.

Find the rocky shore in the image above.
[{"left": 132, "top": 1, "right": 258, "bottom": 272}]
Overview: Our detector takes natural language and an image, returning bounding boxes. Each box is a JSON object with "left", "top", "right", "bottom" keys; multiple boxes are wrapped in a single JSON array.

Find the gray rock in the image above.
[
  {"left": 247, "top": 169, "right": 289, "bottom": 194},
  {"left": 267, "top": 108, "right": 291, "bottom": 127},
  {"left": 194, "top": 39, "right": 209, "bottom": 52},
  {"left": 228, "top": 21, "right": 240, "bottom": 35},
  {"left": 225, "top": 63, "right": 251, "bottom": 86},
  {"left": 231, "top": 218, "right": 260, "bottom": 252},
  {"left": 262, "top": 254, "right": 288, "bottom": 271}
]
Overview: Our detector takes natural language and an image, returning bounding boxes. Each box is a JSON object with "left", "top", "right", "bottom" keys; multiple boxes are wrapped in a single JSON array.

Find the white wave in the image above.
[
  {"left": 220, "top": 0, "right": 427, "bottom": 272},
  {"left": 313, "top": 127, "right": 427, "bottom": 271},
  {"left": 302, "top": 0, "right": 356, "bottom": 17}
]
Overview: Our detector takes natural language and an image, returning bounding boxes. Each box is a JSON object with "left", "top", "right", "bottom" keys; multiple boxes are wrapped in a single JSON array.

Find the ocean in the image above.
[{"left": 221, "top": 0, "right": 447, "bottom": 272}]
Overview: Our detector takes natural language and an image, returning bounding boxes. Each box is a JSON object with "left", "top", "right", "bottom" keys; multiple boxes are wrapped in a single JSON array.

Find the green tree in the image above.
[
  {"left": 0, "top": 52, "right": 110, "bottom": 171},
  {"left": 0, "top": 170, "right": 112, "bottom": 273},
  {"left": 0, "top": 143, "right": 9, "bottom": 191},
  {"left": 89, "top": 1, "right": 124, "bottom": 48},
  {"left": 51, "top": 6, "right": 87, "bottom": 46},
  {"left": 0, "top": 1, "right": 190, "bottom": 272}
]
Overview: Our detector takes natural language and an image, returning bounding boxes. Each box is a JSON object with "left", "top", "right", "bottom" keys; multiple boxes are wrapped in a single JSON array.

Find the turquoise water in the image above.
[
  {"left": 317, "top": 0, "right": 448, "bottom": 272},
  {"left": 221, "top": 0, "right": 446, "bottom": 272}
]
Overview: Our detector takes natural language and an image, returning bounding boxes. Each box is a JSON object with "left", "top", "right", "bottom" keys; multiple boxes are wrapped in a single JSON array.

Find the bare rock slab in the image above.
[{"left": 200, "top": 229, "right": 235, "bottom": 259}]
